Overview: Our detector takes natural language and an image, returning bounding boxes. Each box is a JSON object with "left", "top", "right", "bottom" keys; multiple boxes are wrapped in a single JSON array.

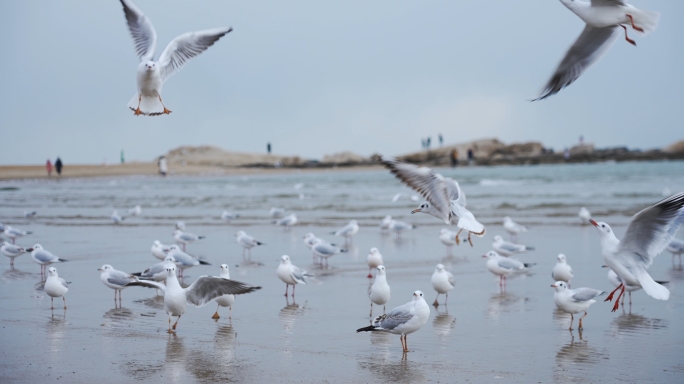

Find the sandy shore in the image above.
[{"left": 0, "top": 162, "right": 383, "bottom": 180}]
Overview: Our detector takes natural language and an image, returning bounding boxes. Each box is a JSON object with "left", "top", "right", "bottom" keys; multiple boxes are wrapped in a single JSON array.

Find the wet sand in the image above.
[{"left": 1, "top": 221, "right": 682, "bottom": 383}]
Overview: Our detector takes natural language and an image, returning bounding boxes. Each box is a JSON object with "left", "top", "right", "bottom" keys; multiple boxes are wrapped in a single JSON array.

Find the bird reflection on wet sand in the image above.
[
  {"left": 432, "top": 310, "right": 456, "bottom": 340},
  {"left": 554, "top": 329, "right": 608, "bottom": 382},
  {"left": 486, "top": 292, "right": 527, "bottom": 319}
]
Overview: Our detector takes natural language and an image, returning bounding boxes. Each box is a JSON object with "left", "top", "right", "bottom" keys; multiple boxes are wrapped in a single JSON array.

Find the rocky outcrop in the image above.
[
  {"left": 320, "top": 152, "right": 370, "bottom": 166},
  {"left": 163, "top": 145, "right": 299, "bottom": 168},
  {"left": 663, "top": 140, "right": 684, "bottom": 154}
]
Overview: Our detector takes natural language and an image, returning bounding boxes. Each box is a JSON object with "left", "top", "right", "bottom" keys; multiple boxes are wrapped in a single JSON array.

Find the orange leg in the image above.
[
  {"left": 620, "top": 25, "right": 636, "bottom": 46},
  {"left": 158, "top": 95, "right": 172, "bottom": 114},
  {"left": 455, "top": 229, "right": 462, "bottom": 246},
  {"left": 579, "top": 311, "right": 587, "bottom": 330},
  {"left": 172, "top": 315, "right": 181, "bottom": 330},
  {"left": 134, "top": 94, "right": 143, "bottom": 115},
  {"left": 605, "top": 283, "right": 623, "bottom": 302},
  {"left": 612, "top": 286, "right": 625, "bottom": 312},
  {"left": 626, "top": 14, "right": 644, "bottom": 32}
]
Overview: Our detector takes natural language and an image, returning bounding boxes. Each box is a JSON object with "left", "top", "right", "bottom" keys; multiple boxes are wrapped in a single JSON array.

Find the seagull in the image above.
[
  {"left": 130, "top": 265, "right": 261, "bottom": 333},
  {"left": 173, "top": 229, "right": 205, "bottom": 251},
  {"left": 380, "top": 157, "right": 485, "bottom": 245},
  {"left": 356, "top": 290, "right": 430, "bottom": 353},
  {"left": 1, "top": 241, "right": 33, "bottom": 268},
  {"left": 98, "top": 264, "right": 153, "bottom": 304},
  {"left": 603, "top": 266, "right": 668, "bottom": 307},
  {"left": 331, "top": 220, "right": 359, "bottom": 243},
  {"left": 483, "top": 251, "right": 534, "bottom": 288},
  {"left": 1, "top": 226, "right": 32, "bottom": 244},
  {"left": 111, "top": 210, "right": 124, "bottom": 224},
  {"left": 277, "top": 255, "right": 311, "bottom": 297},
  {"left": 379, "top": 215, "right": 393, "bottom": 230},
  {"left": 387, "top": 220, "right": 415, "bottom": 238},
  {"left": 431, "top": 264, "right": 455, "bottom": 307},
  {"left": 165, "top": 244, "right": 211, "bottom": 278},
  {"left": 667, "top": 238, "right": 684, "bottom": 265},
  {"left": 439, "top": 228, "right": 459, "bottom": 255},
  {"left": 274, "top": 213, "right": 298, "bottom": 229},
  {"left": 551, "top": 281, "right": 604, "bottom": 330},
  {"left": 23, "top": 211, "right": 37, "bottom": 218},
  {"left": 31, "top": 244, "right": 67, "bottom": 277},
  {"left": 533, "top": 0, "right": 660, "bottom": 101},
  {"left": 151, "top": 240, "right": 172, "bottom": 260},
  {"left": 503, "top": 216, "right": 527, "bottom": 242},
  {"left": 492, "top": 235, "right": 534, "bottom": 257},
  {"left": 44, "top": 267, "right": 69, "bottom": 310},
  {"left": 119, "top": 0, "right": 233, "bottom": 116},
  {"left": 212, "top": 264, "right": 235, "bottom": 319},
  {"left": 366, "top": 247, "right": 384, "bottom": 278},
  {"left": 220, "top": 211, "right": 240, "bottom": 223},
  {"left": 175, "top": 221, "right": 186, "bottom": 230},
  {"left": 127, "top": 205, "right": 142, "bottom": 216},
  {"left": 269, "top": 207, "right": 286, "bottom": 218},
  {"left": 235, "top": 230, "right": 264, "bottom": 260},
  {"left": 311, "top": 238, "right": 347, "bottom": 268},
  {"left": 368, "top": 265, "right": 391, "bottom": 316},
  {"left": 133, "top": 255, "right": 177, "bottom": 282},
  {"left": 590, "top": 192, "right": 684, "bottom": 311},
  {"left": 552, "top": 254, "right": 574, "bottom": 284},
  {"left": 579, "top": 207, "right": 592, "bottom": 225}
]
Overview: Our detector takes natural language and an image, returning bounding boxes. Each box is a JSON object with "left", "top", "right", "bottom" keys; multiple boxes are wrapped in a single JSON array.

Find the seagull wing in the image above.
[
  {"left": 184, "top": 276, "right": 260, "bottom": 307},
  {"left": 119, "top": 0, "right": 157, "bottom": 62},
  {"left": 290, "top": 266, "right": 307, "bottom": 285},
  {"left": 618, "top": 192, "right": 684, "bottom": 267},
  {"left": 59, "top": 278, "right": 69, "bottom": 289},
  {"left": 533, "top": 25, "right": 620, "bottom": 101},
  {"left": 445, "top": 178, "right": 467, "bottom": 207},
  {"left": 374, "top": 302, "right": 413, "bottom": 330},
  {"left": 158, "top": 27, "right": 233, "bottom": 82},
  {"left": 497, "top": 257, "right": 524, "bottom": 271},
  {"left": 380, "top": 156, "right": 451, "bottom": 224},
  {"left": 125, "top": 279, "right": 167, "bottom": 294},
  {"left": 107, "top": 270, "right": 137, "bottom": 286},
  {"left": 571, "top": 288, "right": 604, "bottom": 302},
  {"left": 590, "top": 0, "right": 626, "bottom": 6}
]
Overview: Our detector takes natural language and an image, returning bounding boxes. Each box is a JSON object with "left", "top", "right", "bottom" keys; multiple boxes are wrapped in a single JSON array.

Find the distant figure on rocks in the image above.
[
  {"left": 158, "top": 156, "right": 168, "bottom": 176},
  {"left": 267, "top": 142, "right": 271, "bottom": 154},
  {"left": 55, "top": 157, "right": 63, "bottom": 176},
  {"left": 427, "top": 137, "right": 431, "bottom": 149},
  {"left": 438, "top": 134, "right": 443, "bottom": 147},
  {"left": 121, "top": 150, "right": 125, "bottom": 164},
  {"left": 564, "top": 148, "right": 570, "bottom": 161},
  {"left": 46, "top": 160, "right": 53, "bottom": 177},
  {"left": 579, "top": 135, "right": 584, "bottom": 146},
  {"left": 451, "top": 149, "right": 459, "bottom": 167},
  {"left": 467, "top": 148, "right": 474, "bottom": 165}
]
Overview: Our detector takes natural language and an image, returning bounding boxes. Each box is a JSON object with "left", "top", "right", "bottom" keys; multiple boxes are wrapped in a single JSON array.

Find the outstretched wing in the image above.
[
  {"left": 158, "top": 27, "right": 233, "bottom": 82},
  {"left": 125, "top": 279, "right": 167, "bottom": 294},
  {"left": 185, "top": 276, "right": 260, "bottom": 307},
  {"left": 119, "top": 0, "right": 157, "bottom": 62},
  {"left": 445, "top": 178, "right": 467, "bottom": 207},
  {"left": 380, "top": 156, "right": 451, "bottom": 224}
]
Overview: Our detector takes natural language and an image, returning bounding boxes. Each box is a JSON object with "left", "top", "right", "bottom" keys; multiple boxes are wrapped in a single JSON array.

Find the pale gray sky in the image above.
[{"left": 1, "top": 0, "right": 682, "bottom": 165}]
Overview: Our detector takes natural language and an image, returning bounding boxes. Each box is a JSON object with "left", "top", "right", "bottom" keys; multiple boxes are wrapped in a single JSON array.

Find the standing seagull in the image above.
[
  {"left": 332, "top": 220, "right": 359, "bottom": 244},
  {"left": 98, "top": 264, "right": 152, "bottom": 305},
  {"left": 173, "top": 229, "right": 204, "bottom": 251},
  {"left": 277, "top": 255, "right": 310, "bottom": 297},
  {"left": 483, "top": 251, "right": 534, "bottom": 288},
  {"left": 579, "top": 207, "right": 592, "bottom": 225},
  {"left": 128, "top": 205, "right": 142, "bottom": 216},
  {"left": 220, "top": 211, "right": 240, "bottom": 223},
  {"left": 31, "top": 244, "right": 67, "bottom": 277},
  {"left": 119, "top": 0, "right": 233, "bottom": 115},
  {"left": 431, "top": 264, "right": 455, "bottom": 307},
  {"left": 503, "top": 217, "right": 527, "bottom": 242},
  {"left": 604, "top": 266, "right": 667, "bottom": 307},
  {"left": 1, "top": 226, "right": 32, "bottom": 244},
  {"left": 492, "top": 235, "right": 534, "bottom": 257},
  {"left": 356, "top": 291, "right": 430, "bottom": 353},
  {"left": 552, "top": 254, "right": 574, "bottom": 284},
  {"left": 165, "top": 244, "right": 211, "bottom": 278},
  {"left": 533, "top": 0, "right": 660, "bottom": 101},
  {"left": 387, "top": 220, "right": 416, "bottom": 238},
  {"left": 151, "top": 240, "right": 171, "bottom": 260},
  {"left": 380, "top": 157, "right": 485, "bottom": 246},
  {"left": 551, "top": 281, "right": 604, "bottom": 330},
  {"left": 212, "top": 264, "right": 235, "bottom": 319},
  {"left": 44, "top": 267, "right": 69, "bottom": 311},
  {"left": 132, "top": 266, "right": 260, "bottom": 333},
  {"left": 667, "top": 238, "right": 684, "bottom": 265},
  {"left": 590, "top": 192, "right": 684, "bottom": 311},
  {"left": 368, "top": 265, "right": 391, "bottom": 316},
  {"left": 274, "top": 213, "right": 298, "bottom": 229},
  {"left": 235, "top": 230, "right": 264, "bottom": 260},
  {"left": 439, "top": 228, "right": 459, "bottom": 255},
  {"left": 1, "top": 241, "right": 33, "bottom": 268},
  {"left": 111, "top": 210, "right": 124, "bottom": 224},
  {"left": 311, "top": 238, "right": 347, "bottom": 268},
  {"left": 366, "top": 247, "right": 384, "bottom": 278}
]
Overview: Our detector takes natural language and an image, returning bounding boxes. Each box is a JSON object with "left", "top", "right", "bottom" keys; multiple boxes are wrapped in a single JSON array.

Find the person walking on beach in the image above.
[
  {"left": 267, "top": 142, "right": 271, "bottom": 154},
  {"left": 55, "top": 157, "right": 63, "bottom": 176},
  {"left": 467, "top": 148, "right": 474, "bottom": 165},
  {"left": 438, "top": 134, "right": 443, "bottom": 147},
  {"left": 158, "top": 156, "right": 168, "bottom": 176},
  {"left": 46, "top": 159, "right": 53, "bottom": 177}
]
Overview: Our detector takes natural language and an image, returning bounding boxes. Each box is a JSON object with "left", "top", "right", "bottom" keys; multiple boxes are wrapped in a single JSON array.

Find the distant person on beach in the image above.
[
  {"left": 267, "top": 142, "right": 271, "bottom": 154},
  {"left": 427, "top": 137, "right": 431, "bottom": 149},
  {"left": 564, "top": 148, "right": 570, "bottom": 161},
  {"left": 55, "top": 157, "right": 63, "bottom": 176},
  {"left": 121, "top": 150, "right": 125, "bottom": 164},
  {"left": 467, "top": 148, "right": 474, "bottom": 165},
  {"left": 450, "top": 149, "right": 459, "bottom": 167},
  {"left": 438, "top": 134, "right": 443, "bottom": 147},
  {"left": 46, "top": 160, "right": 53, "bottom": 177},
  {"left": 158, "top": 156, "right": 168, "bottom": 176}
]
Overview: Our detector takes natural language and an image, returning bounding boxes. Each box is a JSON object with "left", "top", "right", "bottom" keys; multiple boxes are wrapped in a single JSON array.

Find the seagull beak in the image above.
[
  {"left": 26, "top": 248, "right": 34, "bottom": 252},
  {"left": 601, "top": 265, "right": 608, "bottom": 268},
  {"left": 589, "top": 219, "right": 598, "bottom": 227},
  {"left": 97, "top": 268, "right": 103, "bottom": 271},
  {"left": 550, "top": 284, "right": 556, "bottom": 288},
  {"left": 481, "top": 254, "right": 488, "bottom": 258},
  {"left": 411, "top": 209, "right": 421, "bottom": 214}
]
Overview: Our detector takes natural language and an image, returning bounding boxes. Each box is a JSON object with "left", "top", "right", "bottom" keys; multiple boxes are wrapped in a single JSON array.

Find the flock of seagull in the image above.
[{"left": 2, "top": 157, "right": 684, "bottom": 351}]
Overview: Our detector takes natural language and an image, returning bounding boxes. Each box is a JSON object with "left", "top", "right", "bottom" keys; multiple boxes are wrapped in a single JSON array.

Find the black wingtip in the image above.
[
  {"left": 199, "top": 260, "right": 211, "bottom": 265},
  {"left": 340, "top": 249, "right": 349, "bottom": 253},
  {"left": 58, "top": 258, "right": 68, "bottom": 262},
  {"left": 356, "top": 325, "right": 376, "bottom": 333},
  {"left": 656, "top": 281, "right": 669, "bottom": 285},
  {"left": 523, "top": 263, "right": 536, "bottom": 268},
  {"left": 131, "top": 272, "right": 142, "bottom": 276},
  {"left": 199, "top": 236, "right": 206, "bottom": 240},
  {"left": 256, "top": 241, "right": 264, "bottom": 246}
]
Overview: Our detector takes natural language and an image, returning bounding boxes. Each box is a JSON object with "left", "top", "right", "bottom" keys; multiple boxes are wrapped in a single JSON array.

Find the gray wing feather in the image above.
[
  {"left": 447, "top": 272, "right": 455, "bottom": 286},
  {"left": 534, "top": 25, "right": 620, "bottom": 101},
  {"left": 107, "top": 270, "right": 136, "bottom": 286},
  {"left": 374, "top": 303, "right": 413, "bottom": 330},
  {"left": 126, "top": 280, "right": 166, "bottom": 294},
  {"left": 158, "top": 27, "right": 233, "bottom": 82},
  {"left": 497, "top": 258, "right": 524, "bottom": 270},
  {"left": 619, "top": 192, "right": 684, "bottom": 267},
  {"left": 290, "top": 266, "right": 307, "bottom": 284},
  {"left": 59, "top": 278, "right": 69, "bottom": 289},
  {"left": 314, "top": 243, "right": 336, "bottom": 256},
  {"left": 591, "top": 0, "right": 626, "bottom": 5},
  {"left": 185, "top": 276, "right": 260, "bottom": 307},
  {"left": 34, "top": 250, "right": 56, "bottom": 263},
  {"left": 119, "top": 0, "right": 157, "bottom": 62},
  {"left": 571, "top": 288, "right": 604, "bottom": 302}
]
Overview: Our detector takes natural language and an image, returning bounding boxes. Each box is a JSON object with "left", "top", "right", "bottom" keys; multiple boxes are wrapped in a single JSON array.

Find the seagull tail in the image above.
[
  {"left": 356, "top": 325, "right": 377, "bottom": 333},
  {"left": 523, "top": 263, "right": 536, "bottom": 268},
  {"left": 636, "top": 268, "right": 670, "bottom": 300},
  {"left": 57, "top": 258, "right": 68, "bottom": 262},
  {"left": 127, "top": 93, "right": 166, "bottom": 116},
  {"left": 198, "top": 236, "right": 206, "bottom": 240},
  {"left": 629, "top": 8, "right": 660, "bottom": 35}
]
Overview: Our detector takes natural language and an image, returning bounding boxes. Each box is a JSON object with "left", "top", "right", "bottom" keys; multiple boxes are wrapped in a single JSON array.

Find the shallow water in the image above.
[{"left": 1, "top": 161, "right": 683, "bottom": 382}]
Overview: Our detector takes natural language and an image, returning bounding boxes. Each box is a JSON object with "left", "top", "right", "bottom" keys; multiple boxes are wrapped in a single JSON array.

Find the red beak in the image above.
[{"left": 589, "top": 219, "right": 598, "bottom": 227}]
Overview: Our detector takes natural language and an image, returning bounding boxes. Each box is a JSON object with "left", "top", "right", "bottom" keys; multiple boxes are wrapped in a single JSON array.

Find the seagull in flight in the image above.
[{"left": 119, "top": 0, "right": 233, "bottom": 116}]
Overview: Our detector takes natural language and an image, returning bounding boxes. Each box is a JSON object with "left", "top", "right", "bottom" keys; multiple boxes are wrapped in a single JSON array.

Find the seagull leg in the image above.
[
  {"left": 182, "top": 243, "right": 186, "bottom": 252},
  {"left": 284, "top": 284, "right": 289, "bottom": 297},
  {"left": 404, "top": 335, "right": 409, "bottom": 353},
  {"left": 383, "top": 305, "right": 386, "bottom": 314},
  {"left": 605, "top": 283, "right": 623, "bottom": 302},
  {"left": 292, "top": 284, "right": 296, "bottom": 297},
  {"left": 63, "top": 296, "right": 67, "bottom": 310},
  {"left": 168, "top": 316, "right": 173, "bottom": 333},
  {"left": 620, "top": 25, "right": 636, "bottom": 46},
  {"left": 467, "top": 232, "right": 474, "bottom": 247},
  {"left": 229, "top": 305, "right": 232, "bottom": 320},
  {"left": 626, "top": 14, "right": 644, "bottom": 32},
  {"left": 367, "top": 267, "right": 373, "bottom": 279},
  {"left": 445, "top": 292, "right": 448, "bottom": 306},
  {"left": 569, "top": 314, "right": 574, "bottom": 331},
  {"left": 51, "top": 297, "right": 54, "bottom": 310},
  {"left": 370, "top": 302, "right": 373, "bottom": 317},
  {"left": 158, "top": 95, "right": 172, "bottom": 114},
  {"left": 134, "top": 94, "right": 143, "bottom": 115},
  {"left": 579, "top": 311, "right": 587, "bottom": 330},
  {"left": 172, "top": 315, "right": 181, "bottom": 330},
  {"left": 612, "top": 286, "right": 625, "bottom": 312},
  {"left": 212, "top": 304, "right": 220, "bottom": 319},
  {"left": 455, "top": 229, "right": 462, "bottom": 245},
  {"left": 433, "top": 294, "right": 440, "bottom": 307}
]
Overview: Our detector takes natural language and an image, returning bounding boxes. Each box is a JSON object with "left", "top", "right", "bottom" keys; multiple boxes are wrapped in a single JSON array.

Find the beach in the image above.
[{"left": 1, "top": 161, "right": 683, "bottom": 383}]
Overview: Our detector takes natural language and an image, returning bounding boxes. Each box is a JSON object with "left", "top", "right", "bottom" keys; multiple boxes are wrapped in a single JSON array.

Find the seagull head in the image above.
[
  {"left": 503, "top": 216, "right": 512, "bottom": 223},
  {"left": 32, "top": 244, "right": 43, "bottom": 251},
  {"left": 166, "top": 266, "right": 177, "bottom": 275},
  {"left": 411, "top": 202, "right": 430, "bottom": 214},
  {"left": 435, "top": 263, "right": 445, "bottom": 272},
  {"left": 164, "top": 255, "right": 176, "bottom": 263},
  {"left": 235, "top": 230, "right": 246, "bottom": 237},
  {"left": 412, "top": 290, "right": 424, "bottom": 300},
  {"left": 48, "top": 267, "right": 58, "bottom": 276},
  {"left": 369, "top": 247, "right": 379, "bottom": 255},
  {"left": 493, "top": 235, "right": 503, "bottom": 243},
  {"left": 145, "top": 61, "right": 156, "bottom": 71},
  {"left": 482, "top": 251, "right": 499, "bottom": 259},
  {"left": 589, "top": 219, "right": 614, "bottom": 237},
  {"left": 551, "top": 281, "right": 568, "bottom": 291},
  {"left": 280, "top": 255, "right": 291, "bottom": 264},
  {"left": 376, "top": 265, "right": 385, "bottom": 274},
  {"left": 98, "top": 264, "right": 113, "bottom": 272},
  {"left": 557, "top": 254, "right": 566, "bottom": 263}
]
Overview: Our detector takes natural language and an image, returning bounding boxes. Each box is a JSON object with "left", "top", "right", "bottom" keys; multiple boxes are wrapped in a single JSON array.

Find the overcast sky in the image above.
[{"left": 1, "top": 0, "right": 682, "bottom": 165}]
